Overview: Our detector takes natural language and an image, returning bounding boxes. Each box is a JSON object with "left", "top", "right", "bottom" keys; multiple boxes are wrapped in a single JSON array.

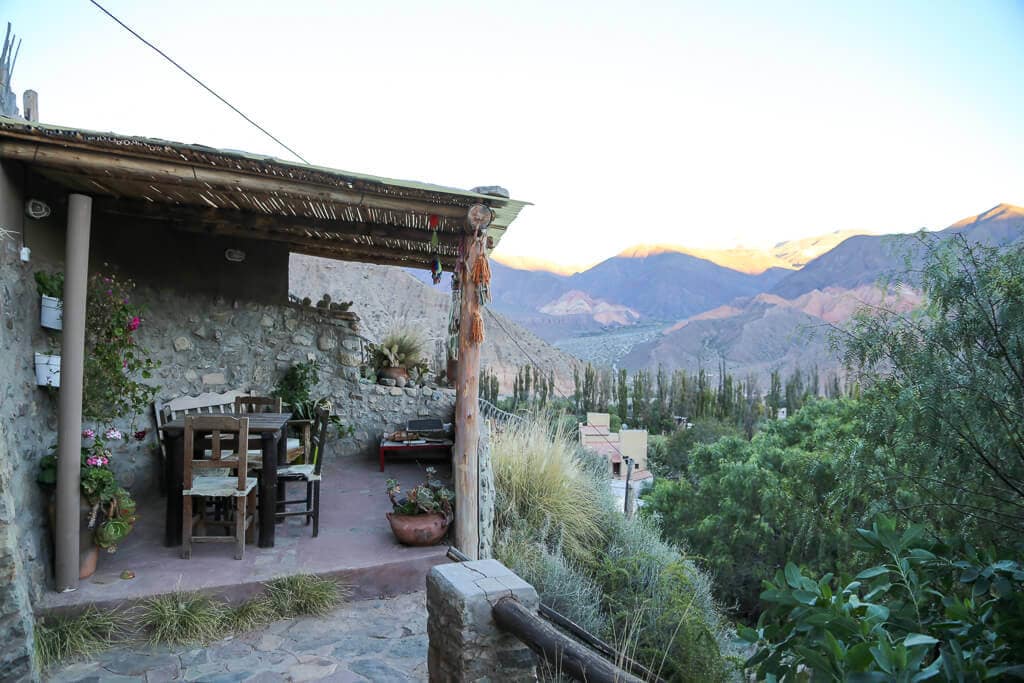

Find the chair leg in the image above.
[
  {"left": 181, "top": 495, "right": 192, "bottom": 560},
  {"left": 246, "top": 489, "right": 257, "bottom": 545},
  {"left": 305, "top": 481, "right": 313, "bottom": 526},
  {"left": 235, "top": 495, "right": 246, "bottom": 560},
  {"left": 312, "top": 481, "right": 320, "bottom": 538}
]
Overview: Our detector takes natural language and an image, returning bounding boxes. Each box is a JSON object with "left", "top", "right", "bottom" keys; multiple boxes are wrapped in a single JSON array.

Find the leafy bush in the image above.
[
  {"left": 651, "top": 418, "right": 742, "bottom": 477},
  {"left": 34, "top": 270, "right": 64, "bottom": 299},
  {"left": 643, "top": 399, "right": 866, "bottom": 618},
  {"left": 744, "top": 515, "right": 1024, "bottom": 680}
]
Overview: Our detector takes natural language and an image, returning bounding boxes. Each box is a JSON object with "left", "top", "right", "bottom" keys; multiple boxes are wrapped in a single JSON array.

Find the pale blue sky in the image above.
[{"left": 5, "top": 0, "right": 1024, "bottom": 270}]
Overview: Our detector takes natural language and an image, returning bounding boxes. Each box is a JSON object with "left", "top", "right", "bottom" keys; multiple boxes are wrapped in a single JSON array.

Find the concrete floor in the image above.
[{"left": 39, "top": 454, "right": 453, "bottom": 615}]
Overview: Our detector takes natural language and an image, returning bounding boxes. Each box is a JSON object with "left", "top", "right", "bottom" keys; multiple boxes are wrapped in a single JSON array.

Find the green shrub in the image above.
[
  {"left": 139, "top": 592, "right": 226, "bottom": 645},
  {"left": 492, "top": 413, "right": 738, "bottom": 682},
  {"left": 264, "top": 575, "right": 347, "bottom": 617},
  {"left": 34, "top": 607, "right": 118, "bottom": 669},
  {"left": 643, "top": 398, "right": 866, "bottom": 618},
  {"left": 745, "top": 515, "right": 1024, "bottom": 680},
  {"left": 492, "top": 416, "right": 606, "bottom": 565},
  {"left": 224, "top": 597, "right": 277, "bottom": 633}
]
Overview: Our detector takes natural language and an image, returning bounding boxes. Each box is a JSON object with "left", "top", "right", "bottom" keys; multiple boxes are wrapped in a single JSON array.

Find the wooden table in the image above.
[
  {"left": 378, "top": 438, "right": 453, "bottom": 472},
  {"left": 163, "top": 413, "right": 291, "bottom": 548}
]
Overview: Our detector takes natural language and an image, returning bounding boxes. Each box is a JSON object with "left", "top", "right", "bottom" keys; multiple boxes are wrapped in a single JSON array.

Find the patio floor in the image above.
[{"left": 39, "top": 453, "right": 454, "bottom": 615}]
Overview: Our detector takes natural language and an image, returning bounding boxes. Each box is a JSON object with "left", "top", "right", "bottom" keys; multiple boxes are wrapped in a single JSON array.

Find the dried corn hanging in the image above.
[
  {"left": 468, "top": 310, "right": 485, "bottom": 345},
  {"left": 470, "top": 250, "right": 491, "bottom": 305}
]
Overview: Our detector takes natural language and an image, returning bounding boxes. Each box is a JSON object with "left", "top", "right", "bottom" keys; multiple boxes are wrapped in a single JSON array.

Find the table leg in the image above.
[
  {"left": 276, "top": 427, "right": 287, "bottom": 520},
  {"left": 165, "top": 433, "right": 183, "bottom": 547},
  {"left": 259, "top": 431, "right": 278, "bottom": 548}
]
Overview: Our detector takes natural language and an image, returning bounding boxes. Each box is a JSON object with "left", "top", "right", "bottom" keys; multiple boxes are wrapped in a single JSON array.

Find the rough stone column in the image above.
[{"left": 427, "top": 559, "right": 538, "bottom": 682}]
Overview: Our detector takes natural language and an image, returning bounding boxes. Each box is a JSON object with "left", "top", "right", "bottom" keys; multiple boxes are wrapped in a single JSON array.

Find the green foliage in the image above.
[
  {"left": 386, "top": 466, "right": 454, "bottom": 519},
  {"left": 492, "top": 414, "right": 737, "bottom": 681},
  {"left": 651, "top": 418, "right": 742, "bottom": 477},
  {"left": 745, "top": 515, "right": 1024, "bottom": 681},
  {"left": 492, "top": 416, "right": 607, "bottom": 564},
  {"left": 34, "top": 270, "right": 64, "bottom": 299},
  {"left": 838, "top": 234, "right": 1024, "bottom": 547},
  {"left": 272, "top": 359, "right": 318, "bottom": 410},
  {"left": 223, "top": 597, "right": 277, "bottom": 633},
  {"left": 82, "top": 271, "right": 160, "bottom": 423},
  {"left": 643, "top": 398, "right": 866, "bottom": 618},
  {"left": 34, "top": 607, "right": 118, "bottom": 669},
  {"left": 367, "top": 328, "right": 428, "bottom": 373},
  {"left": 139, "top": 592, "right": 227, "bottom": 645},
  {"left": 264, "top": 575, "right": 347, "bottom": 617}
]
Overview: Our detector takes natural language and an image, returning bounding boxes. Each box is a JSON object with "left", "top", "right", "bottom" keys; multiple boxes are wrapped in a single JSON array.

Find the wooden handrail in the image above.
[
  {"left": 446, "top": 547, "right": 663, "bottom": 683},
  {"left": 492, "top": 596, "right": 645, "bottom": 683}
]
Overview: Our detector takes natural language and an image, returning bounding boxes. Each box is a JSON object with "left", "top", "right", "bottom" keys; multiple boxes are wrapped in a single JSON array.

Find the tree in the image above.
[
  {"left": 616, "top": 368, "right": 628, "bottom": 424},
  {"left": 838, "top": 234, "right": 1024, "bottom": 545}
]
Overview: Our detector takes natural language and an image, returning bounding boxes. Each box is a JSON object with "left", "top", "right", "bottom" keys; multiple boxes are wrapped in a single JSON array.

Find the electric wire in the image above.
[{"left": 87, "top": 0, "right": 310, "bottom": 165}]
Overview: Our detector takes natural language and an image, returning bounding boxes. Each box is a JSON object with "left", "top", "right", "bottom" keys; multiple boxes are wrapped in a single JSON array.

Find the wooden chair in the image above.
[
  {"left": 234, "top": 396, "right": 282, "bottom": 414},
  {"left": 275, "top": 407, "right": 329, "bottom": 537},
  {"left": 182, "top": 415, "right": 257, "bottom": 560}
]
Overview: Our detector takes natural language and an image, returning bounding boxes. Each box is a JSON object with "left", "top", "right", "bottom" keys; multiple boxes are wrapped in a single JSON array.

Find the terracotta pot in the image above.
[
  {"left": 79, "top": 544, "right": 100, "bottom": 579},
  {"left": 47, "top": 496, "right": 101, "bottom": 579},
  {"left": 386, "top": 512, "right": 450, "bottom": 546},
  {"left": 378, "top": 366, "right": 410, "bottom": 384}
]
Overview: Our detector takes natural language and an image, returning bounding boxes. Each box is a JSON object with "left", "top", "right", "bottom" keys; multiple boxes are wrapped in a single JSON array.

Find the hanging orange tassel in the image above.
[
  {"left": 471, "top": 252, "right": 491, "bottom": 287},
  {"left": 469, "top": 311, "right": 485, "bottom": 345}
]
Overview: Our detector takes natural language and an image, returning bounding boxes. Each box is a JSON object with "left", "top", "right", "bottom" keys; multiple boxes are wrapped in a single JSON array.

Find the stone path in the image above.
[{"left": 47, "top": 592, "right": 429, "bottom": 682}]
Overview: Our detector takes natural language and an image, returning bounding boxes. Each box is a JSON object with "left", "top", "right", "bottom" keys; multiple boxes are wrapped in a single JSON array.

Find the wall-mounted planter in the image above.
[
  {"left": 34, "top": 352, "right": 61, "bottom": 387},
  {"left": 40, "top": 295, "right": 63, "bottom": 330}
]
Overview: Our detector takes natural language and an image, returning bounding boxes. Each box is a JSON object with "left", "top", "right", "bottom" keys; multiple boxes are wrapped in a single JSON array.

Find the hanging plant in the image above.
[{"left": 82, "top": 271, "right": 161, "bottom": 424}]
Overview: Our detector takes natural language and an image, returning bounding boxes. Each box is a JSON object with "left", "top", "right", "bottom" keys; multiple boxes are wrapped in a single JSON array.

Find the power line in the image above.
[{"left": 88, "top": 0, "right": 310, "bottom": 165}]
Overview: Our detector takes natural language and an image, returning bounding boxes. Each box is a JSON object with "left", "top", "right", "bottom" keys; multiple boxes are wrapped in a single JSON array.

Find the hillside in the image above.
[
  {"left": 289, "top": 254, "right": 582, "bottom": 393},
  {"left": 771, "top": 204, "right": 1024, "bottom": 299}
]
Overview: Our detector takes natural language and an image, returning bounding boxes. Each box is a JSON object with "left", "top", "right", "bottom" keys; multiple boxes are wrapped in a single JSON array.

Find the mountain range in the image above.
[{"left": 291, "top": 203, "right": 1024, "bottom": 393}]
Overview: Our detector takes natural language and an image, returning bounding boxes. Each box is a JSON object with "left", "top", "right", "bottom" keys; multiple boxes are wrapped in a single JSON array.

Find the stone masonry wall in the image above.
[{"left": 104, "top": 287, "right": 457, "bottom": 496}]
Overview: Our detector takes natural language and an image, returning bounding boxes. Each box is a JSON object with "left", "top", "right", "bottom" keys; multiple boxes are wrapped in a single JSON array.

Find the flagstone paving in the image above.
[{"left": 47, "top": 591, "right": 429, "bottom": 682}]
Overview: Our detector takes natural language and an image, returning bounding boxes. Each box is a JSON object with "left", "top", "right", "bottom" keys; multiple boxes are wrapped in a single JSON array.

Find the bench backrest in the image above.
[{"left": 154, "top": 389, "right": 254, "bottom": 458}]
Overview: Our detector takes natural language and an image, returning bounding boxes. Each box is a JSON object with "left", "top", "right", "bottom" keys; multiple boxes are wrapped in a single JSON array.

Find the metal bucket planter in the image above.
[
  {"left": 386, "top": 512, "right": 449, "bottom": 546},
  {"left": 40, "top": 294, "right": 63, "bottom": 330},
  {"left": 34, "top": 352, "right": 61, "bottom": 387}
]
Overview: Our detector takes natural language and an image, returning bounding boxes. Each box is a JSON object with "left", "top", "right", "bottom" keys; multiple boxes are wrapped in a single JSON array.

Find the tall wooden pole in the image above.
[
  {"left": 55, "top": 193, "right": 91, "bottom": 592},
  {"left": 453, "top": 204, "right": 491, "bottom": 559}
]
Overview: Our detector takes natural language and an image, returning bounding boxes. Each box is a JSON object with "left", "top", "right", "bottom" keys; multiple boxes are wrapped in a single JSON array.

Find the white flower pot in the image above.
[
  {"left": 34, "top": 352, "right": 61, "bottom": 387},
  {"left": 40, "top": 295, "right": 63, "bottom": 330}
]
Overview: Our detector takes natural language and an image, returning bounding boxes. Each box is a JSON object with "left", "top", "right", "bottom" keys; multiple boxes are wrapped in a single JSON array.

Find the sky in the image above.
[{"left": 5, "top": 0, "right": 1024, "bottom": 272}]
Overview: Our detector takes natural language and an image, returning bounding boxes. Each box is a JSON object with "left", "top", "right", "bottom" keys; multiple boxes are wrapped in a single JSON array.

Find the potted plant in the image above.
[
  {"left": 368, "top": 329, "right": 429, "bottom": 387},
  {"left": 35, "top": 270, "right": 64, "bottom": 330},
  {"left": 385, "top": 467, "right": 453, "bottom": 546},
  {"left": 38, "top": 428, "right": 138, "bottom": 578}
]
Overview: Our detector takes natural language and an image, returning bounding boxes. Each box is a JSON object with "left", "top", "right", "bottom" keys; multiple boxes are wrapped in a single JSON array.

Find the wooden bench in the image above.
[{"left": 154, "top": 390, "right": 308, "bottom": 489}]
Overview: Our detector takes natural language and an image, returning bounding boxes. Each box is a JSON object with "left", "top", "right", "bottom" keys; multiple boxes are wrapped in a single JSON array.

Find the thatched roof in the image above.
[{"left": 0, "top": 117, "right": 529, "bottom": 270}]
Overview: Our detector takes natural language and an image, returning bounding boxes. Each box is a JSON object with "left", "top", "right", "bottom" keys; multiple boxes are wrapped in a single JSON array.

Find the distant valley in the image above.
[{"left": 298, "top": 204, "right": 1024, "bottom": 393}]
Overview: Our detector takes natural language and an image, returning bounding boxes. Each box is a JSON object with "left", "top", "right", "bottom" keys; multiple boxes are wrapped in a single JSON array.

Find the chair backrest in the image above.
[
  {"left": 310, "top": 408, "right": 331, "bottom": 475},
  {"left": 154, "top": 390, "right": 255, "bottom": 458},
  {"left": 235, "top": 395, "right": 282, "bottom": 414},
  {"left": 183, "top": 415, "right": 250, "bottom": 491}
]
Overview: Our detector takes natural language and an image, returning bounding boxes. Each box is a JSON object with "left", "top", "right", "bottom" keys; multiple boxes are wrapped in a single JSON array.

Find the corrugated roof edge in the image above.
[{"left": 0, "top": 116, "right": 532, "bottom": 213}]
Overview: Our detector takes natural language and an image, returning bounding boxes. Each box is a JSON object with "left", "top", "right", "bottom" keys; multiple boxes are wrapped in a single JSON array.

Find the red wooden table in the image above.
[{"left": 378, "top": 438, "right": 453, "bottom": 472}]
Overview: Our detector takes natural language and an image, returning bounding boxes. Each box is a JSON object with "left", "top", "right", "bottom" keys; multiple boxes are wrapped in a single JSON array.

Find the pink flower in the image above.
[
  {"left": 127, "top": 316, "right": 141, "bottom": 332},
  {"left": 134, "top": 430, "right": 147, "bottom": 441},
  {"left": 82, "top": 429, "right": 96, "bottom": 439},
  {"left": 104, "top": 428, "right": 123, "bottom": 441},
  {"left": 86, "top": 456, "right": 99, "bottom": 466}
]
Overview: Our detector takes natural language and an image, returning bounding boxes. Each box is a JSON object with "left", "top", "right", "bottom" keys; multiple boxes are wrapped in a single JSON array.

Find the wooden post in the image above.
[
  {"left": 55, "top": 193, "right": 91, "bottom": 592},
  {"left": 452, "top": 204, "right": 491, "bottom": 559}
]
